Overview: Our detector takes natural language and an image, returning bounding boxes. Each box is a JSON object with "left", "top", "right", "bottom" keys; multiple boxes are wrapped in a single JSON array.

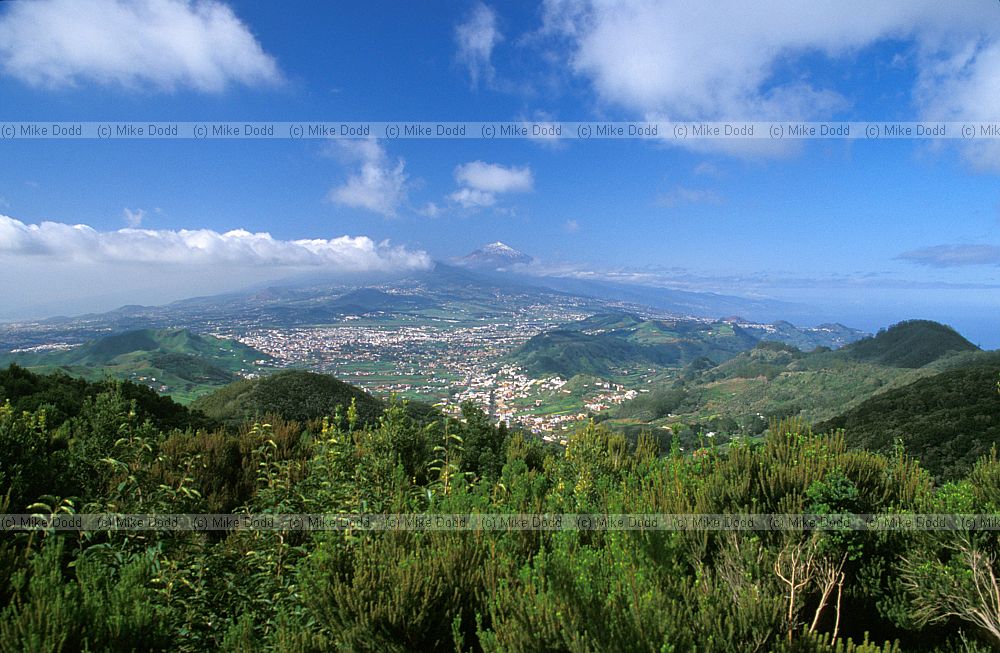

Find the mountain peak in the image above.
[
  {"left": 459, "top": 241, "right": 532, "bottom": 269},
  {"left": 484, "top": 241, "right": 518, "bottom": 252}
]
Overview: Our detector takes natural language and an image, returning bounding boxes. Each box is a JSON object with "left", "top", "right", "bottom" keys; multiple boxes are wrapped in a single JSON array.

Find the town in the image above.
[{"left": 226, "top": 318, "right": 644, "bottom": 440}]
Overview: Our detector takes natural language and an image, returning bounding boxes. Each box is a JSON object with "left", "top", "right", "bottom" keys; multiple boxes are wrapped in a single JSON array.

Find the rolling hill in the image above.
[
  {"left": 737, "top": 319, "right": 863, "bottom": 351},
  {"left": 509, "top": 312, "right": 861, "bottom": 379},
  {"left": 603, "top": 319, "right": 985, "bottom": 432},
  {"left": 512, "top": 319, "right": 758, "bottom": 378},
  {"left": 838, "top": 319, "right": 977, "bottom": 368},
  {"left": 0, "top": 328, "right": 270, "bottom": 403}
]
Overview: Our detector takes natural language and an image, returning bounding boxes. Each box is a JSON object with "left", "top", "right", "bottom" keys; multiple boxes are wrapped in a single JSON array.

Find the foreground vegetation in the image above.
[{"left": 2, "top": 365, "right": 1000, "bottom": 651}]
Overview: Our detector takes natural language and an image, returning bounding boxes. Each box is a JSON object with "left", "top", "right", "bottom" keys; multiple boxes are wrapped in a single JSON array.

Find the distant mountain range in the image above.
[
  {"left": 0, "top": 241, "right": 841, "bottom": 354},
  {"left": 453, "top": 242, "right": 805, "bottom": 322}
]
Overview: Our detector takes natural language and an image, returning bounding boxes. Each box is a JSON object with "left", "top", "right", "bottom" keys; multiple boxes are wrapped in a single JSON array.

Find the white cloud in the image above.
[
  {"left": 123, "top": 207, "right": 145, "bottom": 227},
  {"left": 454, "top": 161, "right": 533, "bottom": 193},
  {"left": 0, "top": 0, "right": 281, "bottom": 92},
  {"left": 540, "top": 1, "right": 1000, "bottom": 160},
  {"left": 450, "top": 161, "right": 533, "bottom": 210},
  {"left": 455, "top": 2, "right": 501, "bottom": 86},
  {"left": 328, "top": 140, "right": 409, "bottom": 217},
  {"left": 0, "top": 214, "right": 431, "bottom": 272},
  {"left": 563, "top": 219, "right": 580, "bottom": 233},
  {"left": 417, "top": 202, "right": 444, "bottom": 218},
  {"left": 915, "top": 37, "right": 1000, "bottom": 121},
  {"left": 914, "top": 37, "right": 1000, "bottom": 170},
  {"left": 449, "top": 188, "right": 497, "bottom": 209}
]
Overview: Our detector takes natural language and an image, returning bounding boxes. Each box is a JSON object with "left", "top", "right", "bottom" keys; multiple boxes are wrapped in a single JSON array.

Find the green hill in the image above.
[
  {"left": 191, "top": 369, "right": 437, "bottom": 428},
  {"left": 604, "top": 319, "right": 986, "bottom": 433},
  {"left": 513, "top": 330, "right": 657, "bottom": 378},
  {"left": 511, "top": 314, "right": 758, "bottom": 378},
  {"left": 511, "top": 312, "right": 869, "bottom": 380},
  {"left": 817, "top": 354, "right": 1000, "bottom": 480},
  {"left": 561, "top": 312, "right": 646, "bottom": 333},
  {"left": 0, "top": 328, "right": 270, "bottom": 403},
  {"left": 839, "top": 319, "right": 977, "bottom": 368}
]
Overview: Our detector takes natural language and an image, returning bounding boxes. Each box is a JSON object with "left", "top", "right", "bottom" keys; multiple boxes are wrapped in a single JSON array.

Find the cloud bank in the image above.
[
  {"left": 0, "top": 215, "right": 431, "bottom": 272},
  {"left": 0, "top": 0, "right": 281, "bottom": 91}
]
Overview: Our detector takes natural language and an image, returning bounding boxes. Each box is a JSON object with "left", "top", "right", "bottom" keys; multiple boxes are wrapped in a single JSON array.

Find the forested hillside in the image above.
[
  {"left": 839, "top": 320, "right": 977, "bottom": 368},
  {"left": 819, "top": 357, "right": 1000, "bottom": 480},
  {"left": 191, "top": 369, "right": 438, "bottom": 427}
]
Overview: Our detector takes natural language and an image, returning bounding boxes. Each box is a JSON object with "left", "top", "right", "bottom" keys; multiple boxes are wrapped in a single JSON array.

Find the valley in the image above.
[
  {"left": 0, "top": 255, "right": 872, "bottom": 440},
  {"left": 1, "top": 248, "right": 993, "bottom": 458}
]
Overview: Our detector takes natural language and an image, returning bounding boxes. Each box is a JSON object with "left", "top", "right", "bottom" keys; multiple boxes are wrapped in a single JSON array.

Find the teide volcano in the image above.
[{"left": 458, "top": 241, "right": 533, "bottom": 270}]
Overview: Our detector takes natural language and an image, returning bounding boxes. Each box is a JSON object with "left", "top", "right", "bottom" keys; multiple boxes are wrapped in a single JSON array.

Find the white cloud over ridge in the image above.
[
  {"left": 328, "top": 140, "right": 410, "bottom": 218},
  {"left": 455, "top": 2, "right": 502, "bottom": 86},
  {"left": 0, "top": 215, "right": 431, "bottom": 272},
  {"left": 0, "top": 0, "right": 280, "bottom": 91}
]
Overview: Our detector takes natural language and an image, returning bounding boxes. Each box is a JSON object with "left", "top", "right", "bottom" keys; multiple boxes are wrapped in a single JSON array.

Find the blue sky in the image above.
[{"left": 1, "top": 1, "right": 999, "bottom": 345}]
